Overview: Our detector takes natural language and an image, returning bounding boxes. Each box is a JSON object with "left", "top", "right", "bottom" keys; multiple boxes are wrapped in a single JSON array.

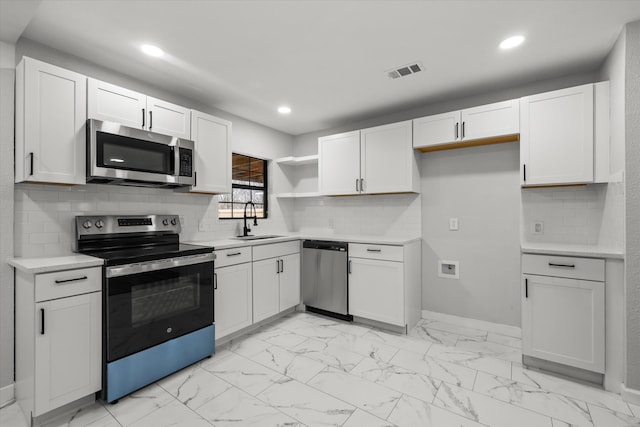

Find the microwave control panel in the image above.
[{"left": 179, "top": 148, "right": 193, "bottom": 177}]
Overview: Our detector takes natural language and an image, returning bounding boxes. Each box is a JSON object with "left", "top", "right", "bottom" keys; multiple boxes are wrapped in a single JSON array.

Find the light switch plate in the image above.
[{"left": 449, "top": 217, "right": 459, "bottom": 231}]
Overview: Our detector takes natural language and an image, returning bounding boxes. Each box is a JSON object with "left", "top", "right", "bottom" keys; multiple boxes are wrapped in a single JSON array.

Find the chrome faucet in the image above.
[{"left": 242, "top": 201, "right": 258, "bottom": 237}]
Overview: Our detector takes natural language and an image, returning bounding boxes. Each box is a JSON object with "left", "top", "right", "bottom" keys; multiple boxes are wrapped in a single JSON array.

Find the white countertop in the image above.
[
  {"left": 188, "top": 233, "right": 421, "bottom": 250},
  {"left": 8, "top": 254, "right": 104, "bottom": 274},
  {"left": 521, "top": 243, "right": 624, "bottom": 259}
]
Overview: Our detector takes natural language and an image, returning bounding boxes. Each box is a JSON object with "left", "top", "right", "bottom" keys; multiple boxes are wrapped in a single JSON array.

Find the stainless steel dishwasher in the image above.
[{"left": 302, "top": 240, "right": 352, "bottom": 321}]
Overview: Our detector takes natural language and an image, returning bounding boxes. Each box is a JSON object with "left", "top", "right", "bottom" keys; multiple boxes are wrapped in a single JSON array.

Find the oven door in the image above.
[{"left": 105, "top": 253, "right": 214, "bottom": 362}]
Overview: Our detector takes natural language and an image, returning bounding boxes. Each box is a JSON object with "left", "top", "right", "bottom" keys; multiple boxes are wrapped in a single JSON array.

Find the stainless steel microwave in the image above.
[{"left": 87, "top": 119, "right": 195, "bottom": 188}]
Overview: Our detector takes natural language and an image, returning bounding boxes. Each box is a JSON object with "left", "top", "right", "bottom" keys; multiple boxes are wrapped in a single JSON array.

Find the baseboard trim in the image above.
[
  {"left": 421, "top": 310, "right": 521, "bottom": 338},
  {"left": 622, "top": 383, "right": 640, "bottom": 406},
  {"left": 0, "top": 383, "right": 14, "bottom": 409}
]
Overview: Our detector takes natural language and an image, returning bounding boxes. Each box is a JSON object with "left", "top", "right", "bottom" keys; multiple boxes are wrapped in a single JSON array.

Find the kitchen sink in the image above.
[{"left": 233, "top": 235, "right": 284, "bottom": 241}]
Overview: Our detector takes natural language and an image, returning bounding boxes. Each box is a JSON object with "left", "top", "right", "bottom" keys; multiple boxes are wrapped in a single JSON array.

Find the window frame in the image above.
[{"left": 218, "top": 153, "right": 268, "bottom": 220}]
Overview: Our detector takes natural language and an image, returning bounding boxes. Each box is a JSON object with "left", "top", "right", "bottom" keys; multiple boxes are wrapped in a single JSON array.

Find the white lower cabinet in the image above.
[
  {"left": 522, "top": 254, "right": 605, "bottom": 373},
  {"left": 348, "top": 241, "right": 421, "bottom": 331},
  {"left": 349, "top": 257, "right": 404, "bottom": 326},
  {"left": 214, "top": 261, "right": 253, "bottom": 340},
  {"left": 15, "top": 267, "right": 102, "bottom": 420},
  {"left": 252, "top": 241, "right": 301, "bottom": 323}
]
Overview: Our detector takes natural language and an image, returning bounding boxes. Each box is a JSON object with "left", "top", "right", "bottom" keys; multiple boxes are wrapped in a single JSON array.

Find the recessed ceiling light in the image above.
[
  {"left": 278, "top": 106, "right": 292, "bottom": 114},
  {"left": 499, "top": 35, "right": 525, "bottom": 50},
  {"left": 141, "top": 44, "right": 164, "bottom": 57}
]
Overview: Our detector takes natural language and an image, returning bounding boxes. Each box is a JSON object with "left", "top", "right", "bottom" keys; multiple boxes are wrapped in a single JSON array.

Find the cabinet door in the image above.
[
  {"left": 34, "top": 292, "right": 101, "bottom": 416},
  {"left": 412, "top": 110, "right": 460, "bottom": 148},
  {"left": 522, "top": 274, "right": 604, "bottom": 373},
  {"left": 520, "top": 84, "right": 594, "bottom": 186},
  {"left": 146, "top": 96, "right": 191, "bottom": 139},
  {"left": 360, "top": 120, "right": 416, "bottom": 194},
  {"left": 279, "top": 254, "right": 300, "bottom": 311},
  {"left": 318, "top": 131, "right": 361, "bottom": 195},
  {"left": 348, "top": 258, "right": 404, "bottom": 327},
  {"left": 252, "top": 258, "right": 280, "bottom": 323},
  {"left": 18, "top": 58, "right": 87, "bottom": 184},
  {"left": 189, "top": 111, "right": 232, "bottom": 194},
  {"left": 215, "top": 263, "right": 252, "bottom": 339},
  {"left": 461, "top": 99, "right": 519, "bottom": 141},
  {"left": 87, "top": 78, "right": 146, "bottom": 129}
]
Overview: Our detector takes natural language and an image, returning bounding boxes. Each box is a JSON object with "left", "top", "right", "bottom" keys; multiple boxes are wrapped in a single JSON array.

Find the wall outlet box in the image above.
[
  {"left": 438, "top": 260, "right": 460, "bottom": 279},
  {"left": 449, "top": 217, "right": 459, "bottom": 231},
  {"left": 533, "top": 221, "right": 544, "bottom": 235}
]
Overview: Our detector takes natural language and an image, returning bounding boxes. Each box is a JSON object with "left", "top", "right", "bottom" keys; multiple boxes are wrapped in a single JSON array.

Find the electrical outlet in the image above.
[
  {"left": 533, "top": 221, "right": 544, "bottom": 235},
  {"left": 449, "top": 217, "right": 459, "bottom": 231},
  {"left": 438, "top": 260, "right": 460, "bottom": 279}
]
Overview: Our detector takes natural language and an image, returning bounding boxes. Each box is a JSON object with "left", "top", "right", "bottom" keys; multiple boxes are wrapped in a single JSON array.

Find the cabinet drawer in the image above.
[
  {"left": 253, "top": 240, "right": 300, "bottom": 261},
  {"left": 215, "top": 247, "right": 252, "bottom": 268},
  {"left": 35, "top": 267, "right": 102, "bottom": 302},
  {"left": 522, "top": 254, "right": 604, "bottom": 282},
  {"left": 349, "top": 243, "right": 403, "bottom": 262}
]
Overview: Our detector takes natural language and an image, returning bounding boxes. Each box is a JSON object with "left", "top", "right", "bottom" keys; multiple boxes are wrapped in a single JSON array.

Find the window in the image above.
[{"left": 218, "top": 153, "right": 268, "bottom": 219}]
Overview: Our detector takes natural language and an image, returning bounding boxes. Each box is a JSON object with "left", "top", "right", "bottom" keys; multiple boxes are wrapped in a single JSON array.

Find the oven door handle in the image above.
[{"left": 106, "top": 252, "right": 215, "bottom": 278}]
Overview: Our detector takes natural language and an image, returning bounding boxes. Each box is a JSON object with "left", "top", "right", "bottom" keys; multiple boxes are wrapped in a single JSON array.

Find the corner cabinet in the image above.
[
  {"left": 214, "top": 247, "right": 253, "bottom": 339},
  {"left": 15, "top": 57, "right": 87, "bottom": 185},
  {"left": 87, "top": 78, "right": 191, "bottom": 139},
  {"left": 186, "top": 111, "right": 232, "bottom": 194},
  {"left": 318, "top": 120, "right": 419, "bottom": 196},
  {"left": 520, "top": 82, "right": 609, "bottom": 186},
  {"left": 348, "top": 240, "right": 421, "bottom": 332},
  {"left": 521, "top": 254, "right": 605, "bottom": 375},
  {"left": 15, "top": 266, "right": 102, "bottom": 420},
  {"left": 252, "top": 241, "right": 300, "bottom": 323},
  {"left": 413, "top": 99, "right": 519, "bottom": 152}
]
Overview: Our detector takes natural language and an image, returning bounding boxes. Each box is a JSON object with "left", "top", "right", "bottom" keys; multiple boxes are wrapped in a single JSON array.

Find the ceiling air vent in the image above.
[{"left": 387, "top": 62, "right": 423, "bottom": 79}]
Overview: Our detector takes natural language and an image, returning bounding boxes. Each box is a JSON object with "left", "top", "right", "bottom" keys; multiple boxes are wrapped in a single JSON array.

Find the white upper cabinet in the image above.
[
  {"left": 87, "top": 78, "right": 191, "bottom": 139},
  {"left": 318, "top": 130, "right": 361, "bottom": 195},
  {"left": 413, "top": 99, "right": 519, "bottom": 151},
  {"left": 360, "top": 120, "right": 418, "bottom": 194},
  {"left": 318, "top": 121, "right": 418, "bottom": 196},
  {"left": 520, "top": 82, "right": 609, "bottom": 186},
  {"left": 187, "top": 110, "right": 232, "bottom": 194},
  {"left": 15, "top": 57, "right": 87, "bottom": 185}
]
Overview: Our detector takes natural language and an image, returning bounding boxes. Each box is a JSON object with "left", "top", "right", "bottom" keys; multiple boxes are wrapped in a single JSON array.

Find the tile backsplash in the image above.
[
  {"left": 521, "top": 182, "right": 624, "bottom": 250},
  {"left": 14, "top": 183, "right": 290, "bottom": 258}
]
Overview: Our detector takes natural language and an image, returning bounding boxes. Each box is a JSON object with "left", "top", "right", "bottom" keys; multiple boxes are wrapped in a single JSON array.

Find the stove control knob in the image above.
[
  {"left": 95, "top": 220, "right": 104, "bottom": 229},
  {"left": 82, "top": 220, "right": 93, "bottom": 229},
  {"left": 162, "top": 219, "right": 169, "bottom": 226},
  {"left": 171, "top": 218, "right": 178, "bottom": 226}
]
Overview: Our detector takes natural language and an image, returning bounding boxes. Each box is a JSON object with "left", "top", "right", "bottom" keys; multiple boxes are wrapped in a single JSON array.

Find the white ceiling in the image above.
[{"left": 2, "top": 0, "right": 640, "bottom": 136}]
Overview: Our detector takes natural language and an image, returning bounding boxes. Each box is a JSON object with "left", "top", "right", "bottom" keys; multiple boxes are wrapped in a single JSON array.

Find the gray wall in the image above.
[
  {"left": 0, "top": 41, "right": 15, "bottom": 398},
  {"left": 625, "top": 20, "right": 640, "bottom": 392}
]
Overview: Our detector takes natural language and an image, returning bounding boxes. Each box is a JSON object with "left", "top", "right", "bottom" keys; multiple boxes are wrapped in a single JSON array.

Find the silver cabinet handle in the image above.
[
  {"left": 54, "top": 276, "right": 87, "bottom": 284},
  {"left": 366, "top": 248, "right": 382, "bottom": 252},
  {"left": 226, "top": 252, "right": 242, "bottom": 257},
  {"left": 548, "top": 262, "right": 576, "bottom": 269}
]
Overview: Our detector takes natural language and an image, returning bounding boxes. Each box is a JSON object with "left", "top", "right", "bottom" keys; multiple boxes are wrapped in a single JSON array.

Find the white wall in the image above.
[
  {"left": 0, "top": 41, "right": 15, "bottom": 402},
  {"left": 624, "top": 20, "right": 640, "bottom": 393}
]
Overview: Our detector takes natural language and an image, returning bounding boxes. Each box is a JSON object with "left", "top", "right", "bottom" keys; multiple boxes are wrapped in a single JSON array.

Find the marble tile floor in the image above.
[{"left": 2, "top": 312, "right": 639, "bottom": 427}]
